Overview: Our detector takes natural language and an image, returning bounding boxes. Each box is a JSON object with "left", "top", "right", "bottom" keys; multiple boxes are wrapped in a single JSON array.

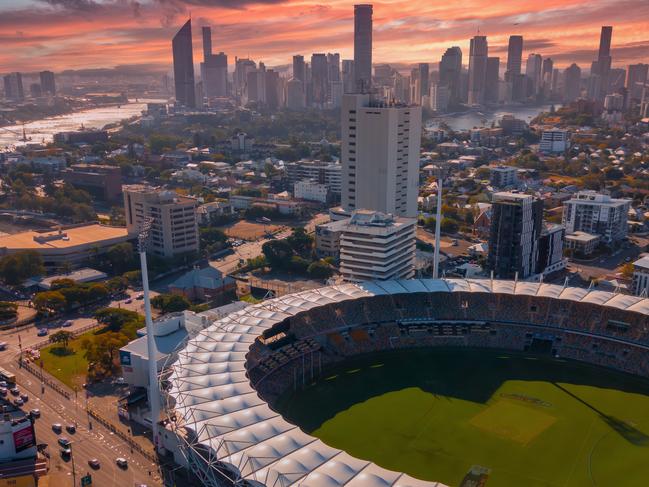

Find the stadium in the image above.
[{"left": 165, "top": 278, "right": 649, "bottom": 487}]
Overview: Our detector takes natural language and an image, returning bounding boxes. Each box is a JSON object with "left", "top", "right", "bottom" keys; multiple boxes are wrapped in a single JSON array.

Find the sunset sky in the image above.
[{"left": 1, "top": 0, "right": 648, "bottom": 73}]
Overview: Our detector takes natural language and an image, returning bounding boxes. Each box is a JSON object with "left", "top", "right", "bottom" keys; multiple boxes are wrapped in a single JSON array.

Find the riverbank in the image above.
[{"left": 426, "top": 103, "right": 559, "bottom": 131}]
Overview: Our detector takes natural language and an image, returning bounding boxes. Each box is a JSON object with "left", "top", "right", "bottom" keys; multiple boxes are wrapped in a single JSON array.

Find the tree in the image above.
[
  {"left": 50, "top": 278, "right": 76, "bottom": 290},
  {"left": 95, "top": 307, "right": 143, "bottom": 335},
  {"left": 0, "top": 251, "right": 45, "bottom": 285},
  {"left": 49, "top": 330, "right": 73, "bottom": 350},
  {"left": 151, "top": 293, "right": 191, "bottom": 314},
  {"left": 262, "top": 239, "right": 294, "bottom": 268},
  {"left": 286, "top": 227, "right": 313, "bottom": 255},
  {"left": 106, "top": 242, "right": 135, "bottom": 274},
  {"left": 123, "top": 270, "right": 142, "bottom": 286},
  {"left": 33, "top": 291, "right": 67, "bottom": 315},
  {"left": 0, "top": 302, "right": 18, "bottom": 321},
  {"left": 621, "top": 262, "right": 635, "bottom": 279},
  {"left": 81, "top": 331, "right": 128, "bottom": 372},
  {"left": 307, "top": 260, "right": 333, "bottom": 279}
]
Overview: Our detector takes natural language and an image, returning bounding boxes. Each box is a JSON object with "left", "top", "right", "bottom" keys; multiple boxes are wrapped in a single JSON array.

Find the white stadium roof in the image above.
[{"left": 167, "top": 278, "right": 649, "bottom": 486}]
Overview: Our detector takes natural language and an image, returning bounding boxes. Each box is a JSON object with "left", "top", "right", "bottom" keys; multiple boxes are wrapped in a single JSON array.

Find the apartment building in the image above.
[
  {"left": 562, "top": 191, "right": 631, "bottom": 244},
  {"left": 339, "top": 210, "right": 416, "bottom": 282},
  {"left": 123, "top": 185, "right": 199, "bottom": 258}
]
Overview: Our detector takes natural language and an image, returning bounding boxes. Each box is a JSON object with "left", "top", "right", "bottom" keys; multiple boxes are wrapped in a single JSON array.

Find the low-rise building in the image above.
[
  {"left": 565, "top": 231, "right": 600, "bottom": 256},
  {"left": 631, "top": 255, "right": 649, "bottom": 297},
  {"left": 539, "top": 129, "right": 569, "bottom": 153},
  {"left": 315, "top": 219, "right": 347, "bottom": 258},
  {"left": 338, "top": 210, "right": 416, "bottom": 282},
  {"left": 230, "top": 194, "right": 302, "bottom": 215},
  {"left": 294, "top": 179, "right": 328, "bottom": 203},
  {"left": 168, "top": 266, "right": 236, "bottom": 303},
  {"left": 489, "top": 165, "right": 518, "bottom": 188},
  {"left": 0, "top": 224, "right": 128, "bottom": 272},
  {"left": 62, "top": 164, "right": 122, "bottom": 201},
  {"left": 197, "top": 201, "right": 233, "bottom": 224}
]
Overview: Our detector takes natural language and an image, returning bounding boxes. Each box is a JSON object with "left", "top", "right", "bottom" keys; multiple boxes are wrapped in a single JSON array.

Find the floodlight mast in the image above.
[
  {"left": 433, "top": 172, "right": 443, "bottom": 279},
  {"left": 138, "top": 217, "right": 161, "bottom": 453}
]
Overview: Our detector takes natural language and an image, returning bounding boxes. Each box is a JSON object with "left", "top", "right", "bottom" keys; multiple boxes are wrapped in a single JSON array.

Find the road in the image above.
[
  {"left": 210, "top": 213, "right": 330, "bottom": 275},
  {"left": 566, "top": 236, "right": 649, "bottom": 281},
  {"left": 0, "top": 289, "right": 163, "bottom": 486}
]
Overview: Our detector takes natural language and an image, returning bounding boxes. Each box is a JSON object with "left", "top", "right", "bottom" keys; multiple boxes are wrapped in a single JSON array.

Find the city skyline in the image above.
[{"left": 1, "top": 0, "right": 649, "bottom": 73}]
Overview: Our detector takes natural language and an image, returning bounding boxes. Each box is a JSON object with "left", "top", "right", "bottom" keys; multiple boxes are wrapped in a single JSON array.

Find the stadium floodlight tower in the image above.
[
  {"left": 138, "top": 216, "right": 161, "bottom": 452},
  {"left": 432, "top": 171, "right": 443, "bottom": 279}
]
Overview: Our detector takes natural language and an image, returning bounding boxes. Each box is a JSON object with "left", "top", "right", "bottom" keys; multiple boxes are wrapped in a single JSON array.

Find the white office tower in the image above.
[
  {"left": 339, "top": 210, "right": 416, "bottom": 282},
  {"left": 341, "top": 93, "right": 422, "bottom": 218},
  {"left": 562, "top": 190, "right": 631, "bottom": 244}
]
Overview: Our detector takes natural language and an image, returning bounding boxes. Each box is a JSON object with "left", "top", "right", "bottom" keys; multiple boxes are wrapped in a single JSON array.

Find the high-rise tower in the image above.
[
  {"left": 172, "top": 19, "right": 196, "bottom": 108},
  {"left": 353, "top": 4, "right": 373, "bottom": 93}
]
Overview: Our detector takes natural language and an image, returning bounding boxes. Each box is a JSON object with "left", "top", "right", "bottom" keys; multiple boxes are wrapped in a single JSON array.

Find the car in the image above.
[
  {"left": 62, "top": 320, "right": 73, "bottom": 328},
  {"left": 37, "top": 328, "right": 48, "bottom": 337},
  {"left": 0, "top": 381, "right": 7, "bottom": 388},
  {"left": 124, "top": 298, "right": 133, "bottom": 304},
  {"left": 9, "top": 387, "right": 19, "bottom": 396},
  {"left": 20, "top": 393, "right": 28, "bottom": 402},
  {"left": 13, "top": 398, "right": 23, "bottom": 407},
  {"left": 135, "top": 294, "right": 144, "bottom": 300},
  {"left": 52, "top": 423, "right": 62, "bottom": 433},
  {"left": 65, "top": 424, "right": 76, "bottom": 434},
  {"left": 29, "top": 409, "right": 40, "bottom": 418},
  {"left": 624, "top": 256, "right": 631, "bottom": 262},
  {"left": 60, "top": 447, "right": 71, "bottom": 458},
  {"left": 115, "top": 377, "right": 125, "bottom": 385},
  {"left": 88, "top": 458, "right": 100, "bottom": 469},
  {"left": 0, "top": 387, "right": 7, "bottom": 396},
  {"left": 57, "top": 437, "right": 71, "bottom": 448},
  {"left": 116, "top": 457, "right": 128, "bottom": 469},
  {"left": 0, "top": 342, "right": 7, "bottom": 350}
]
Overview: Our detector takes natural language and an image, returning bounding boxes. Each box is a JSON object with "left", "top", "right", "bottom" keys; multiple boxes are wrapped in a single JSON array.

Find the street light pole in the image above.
[
  {"left": 433, "top": 173, "right": 443, "bottom": 279},
  {"left": 138, "top": 218, "right": 161, "bottom": 454}
]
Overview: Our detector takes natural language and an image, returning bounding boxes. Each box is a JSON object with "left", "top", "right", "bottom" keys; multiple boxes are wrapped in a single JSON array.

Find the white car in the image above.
[
  {"left": 0, "top": 342, "right": 7, "bottom": 350},
  {"left": 116, "top": 457, "right": 128, "bottom": 468}
]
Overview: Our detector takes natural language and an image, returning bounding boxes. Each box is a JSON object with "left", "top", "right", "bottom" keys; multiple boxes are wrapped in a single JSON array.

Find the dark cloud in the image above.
[{"left": 38, "top": 0, "right": 101, "bottom": 11}]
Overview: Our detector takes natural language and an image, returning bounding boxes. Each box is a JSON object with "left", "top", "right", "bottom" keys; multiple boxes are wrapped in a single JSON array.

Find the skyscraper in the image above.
[
  {"left": 525, "top": 53, "right": 543, "bottom": 96},
  {"left": 563, "top": 63, "right": 582, "bottom": 102},
  {"left": 3, "top": 73, "right": 24, "bottom": 101},
  {"left": 439, "top": 47, "right": 462, "bottom": 104},
  {"left": 292, "top": 55, "right": 306, "bottom": 82},
  {"left": 418, "top": 63, "right": 429, "bottom": 104},
  {"left": 589, "top": 26, "right": 613, "bottom": 101},
  {"left": 172, "top": 19, "right": 196, "bottom": 108},
  {"left": 341, "top": 94, "right": 421, "bottom": 218},
  {"left": 542, "top": 58, "right": 554, "bottom": 95},
  {"left": 468, "top": 36, "right": 488, "bottom": 106},
  {"left": 353, "top": 4, "right": 373, "bottom": 93},
  {"left": 311, "top": 53, "right": 329, "bottom": 107},
  {"left": 200, "top": 26, "right": 228, "bottom": 99},
  {"left": 485, "top": 57, "right": 500, "bottom": 103},
  {"left": 626, "top": 63, "right": 648, "bottom": 101},
  {"left": 342, "top": 60, "right": 355, "bottom": 94},
  {"left": 505, "top": 35, "right": 523, "bottom": 79},
  {"left": 286, "top": 78, "right": 306, "bottom": 110},
  {"left": 487, "top": 192, "right": 544, "bottom": 279},
  {"left": 39, "top": 71, "right": 56, "bottom": 96}
]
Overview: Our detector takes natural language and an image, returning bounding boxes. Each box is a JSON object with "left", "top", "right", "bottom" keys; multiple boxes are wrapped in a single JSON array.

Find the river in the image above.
[
  {"left": 0, "top": 99, "right": 166, "bottom": 149},
  {"left": 427, "top": 104, "right": 559, "bottom": 132}
]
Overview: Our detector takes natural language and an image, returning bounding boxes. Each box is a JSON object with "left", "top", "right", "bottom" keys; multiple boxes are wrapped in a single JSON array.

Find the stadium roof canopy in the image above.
[{"left": 167, "top": 278, "right": 649, "bottom": 486}]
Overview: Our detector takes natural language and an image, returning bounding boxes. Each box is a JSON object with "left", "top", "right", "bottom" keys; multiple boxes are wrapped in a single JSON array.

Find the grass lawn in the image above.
[
  {"left": 276, "top": 348, "right": 649, "bottom": 487},
  {"left": 39, "top": 330, "right": 97, "bottom": 389}
]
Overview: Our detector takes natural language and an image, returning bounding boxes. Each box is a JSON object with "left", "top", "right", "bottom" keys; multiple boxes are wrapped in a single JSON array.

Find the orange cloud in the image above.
[{"left": 0, "top": 0, "right": 648, "bottom": 72}]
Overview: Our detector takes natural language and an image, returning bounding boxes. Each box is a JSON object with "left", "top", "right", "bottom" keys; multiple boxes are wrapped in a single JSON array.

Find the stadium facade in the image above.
[{"left": 165, "top": 278, "right": 649, "bottom": 486}]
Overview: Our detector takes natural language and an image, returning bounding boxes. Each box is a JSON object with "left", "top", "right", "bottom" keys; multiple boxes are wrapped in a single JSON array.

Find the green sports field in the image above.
[{"left": 275, "top": 348, "right": 649, "bottom": 486}]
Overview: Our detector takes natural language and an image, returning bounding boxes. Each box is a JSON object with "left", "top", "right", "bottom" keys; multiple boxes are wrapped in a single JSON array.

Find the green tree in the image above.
[
  {"left": 95, "top": 307, "right": 143, "bottom": 334},
  {"left": 286, "top": 227, "right": 313, "bottom": 255},
  {"left": 106, "top": 276, "right": 128, "bottom": 294},
  {"left": 106, "top": 242, "right": 135, "bottom": 274},
  {"left": 262, "top": 239, "right": 294, "bottom": 268},
  {"left": 307, "top": 260, "right": 333, "bottom": 279},
  {"left": 49, "top": 330, "right": 73, "bottom": 350},
  {"left": 81, "top": 331, "right": 128, "bottom": 372},
  {"left": 151, "top": 293, "right": 191, "bottom": 313},
  {"left": 33, "top": 291, "right": 67, "bottom": 315},
  {"left": 0, "top": 251, "right": 45, "bottom": 285}
]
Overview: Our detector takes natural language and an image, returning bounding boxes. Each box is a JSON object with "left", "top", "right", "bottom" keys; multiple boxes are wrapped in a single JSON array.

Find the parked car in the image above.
[
  {"left": 0, "top": 342, "right": 8, "bottom": 350},
  {"left": 116, "top": 457, "right": 128, "bottom": 469},
  {"left": 62, "top": 320, "right": 73, "bottom": 328},
  {"left": 66, "top": 424, "right": 76, "bottom": 434},
  {"left": 30, "top": 409, "right": 40, "bottom": 418},
  {"left": 0, "top": 387, "right": 7, "bottom": 396},
  {"left": 0, "top": 381, "right": 7, "bottom": 388},
  {"left": 57, "top": 437, "right": 71, "bottom": 448},
  {"left": 52, "top": 423, "right": 62, "bottom": 433},
  {"left": 9, "top": 387, "right": 19, "bottom": 396},
  {"left": 60, "top": 447, "right": 71, "bottom": 458},
  {"left": 13, "top": 398, "right": 23, "bottom": 407},
  {"left": 135, "top": 294, "right": 144, "bottom": 300},
  {"left": 37, "top": 328, "right": 48, "bottom": 337},
  {"left": 88, "top": 458, "right": 100, "bottom": 469},
  {"left": 124, "top": 298, "right": 133, "bottom": 304},
  {"left": 20, "top": 393, "right": 28, "bottom": 402}
]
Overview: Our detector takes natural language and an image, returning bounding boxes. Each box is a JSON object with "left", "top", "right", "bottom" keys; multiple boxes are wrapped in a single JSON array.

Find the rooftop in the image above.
[
  {"left": 634, "top": 255, "right": 649, "bottom": 270},
  {"left": 0, "top": 224, "right": 128, "bottom": 251}
]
